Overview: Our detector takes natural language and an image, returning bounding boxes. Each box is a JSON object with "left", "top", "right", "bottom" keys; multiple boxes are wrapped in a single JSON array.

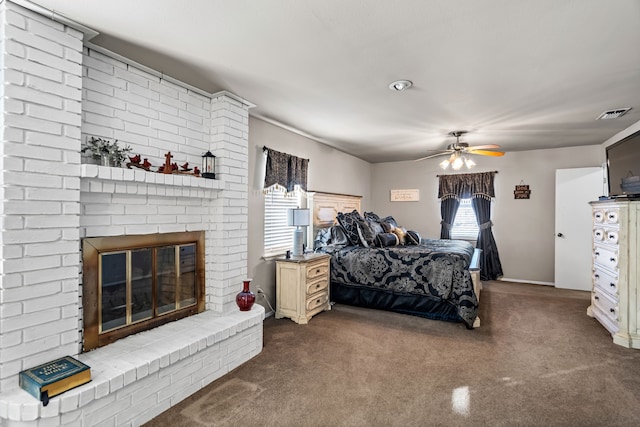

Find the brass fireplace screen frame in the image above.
[{"left": 82, "top": 231, "right": 205, "bottom": 351}]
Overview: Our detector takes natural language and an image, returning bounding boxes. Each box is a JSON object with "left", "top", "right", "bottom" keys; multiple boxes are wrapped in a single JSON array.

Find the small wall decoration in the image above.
[
  {"left": 514, "top": 181, "right": 531, "bottom": 199},
  {"left": 390, "top": 189, "right": 420, "bottom": 202}
]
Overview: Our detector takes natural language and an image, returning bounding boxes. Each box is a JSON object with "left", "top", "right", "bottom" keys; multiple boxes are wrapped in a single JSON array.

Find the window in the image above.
[
  {"left": 264, "top": 190, "right": 302, "bottom": 256},
  {"left": 450, "top": 199, "right": 479, "bottom": 241}
]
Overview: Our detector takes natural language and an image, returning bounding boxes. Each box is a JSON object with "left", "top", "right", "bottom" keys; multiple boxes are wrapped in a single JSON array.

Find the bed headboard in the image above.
[{"left": 307, "top": 191, "right": 362, "bottom": 246}]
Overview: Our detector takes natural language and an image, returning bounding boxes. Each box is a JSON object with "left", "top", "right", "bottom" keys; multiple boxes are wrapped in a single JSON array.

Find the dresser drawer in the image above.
[
  {"left": 306, "top": 278, "right": 328, "bottom": 296},
  {"left": 593, "top": 228, "right": 605, "bottom": 242},
  {"left": 606, "top": 230, "right": 619, "bottom": 244},
  {"left": 593, "top": 268, "right": 618, "bottom": 297},
  {"left": 593, "top": 209, "right": 605, "bottom": 224},
  {"left": 306, "top": 261, "right": 329, "bottom": 280},
  {"left": 306, "top": 291, "right": 329, "bottom": 312},
  {"left": 592, "top": 287, "right": 618, "bottom": 324},
  {"left": 593, "top": 245, "right": 619, "bottom": 271},
  {"left": 605, "top": 209, "right": 619, "bottom": 224}
]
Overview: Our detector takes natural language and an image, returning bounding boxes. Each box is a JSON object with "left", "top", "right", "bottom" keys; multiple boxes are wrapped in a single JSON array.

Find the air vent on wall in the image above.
[{"left": 596, "top": 108, "right": 631, "bottom": 120}]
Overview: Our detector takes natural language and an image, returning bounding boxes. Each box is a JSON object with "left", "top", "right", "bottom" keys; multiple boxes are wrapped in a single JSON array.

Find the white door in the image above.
[{"left": 555, "top": 167, "right": 603, "bottom": 290}]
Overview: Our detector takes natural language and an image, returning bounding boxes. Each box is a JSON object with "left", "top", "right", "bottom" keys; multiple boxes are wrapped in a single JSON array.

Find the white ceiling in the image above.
[{"left": 30, "top": 0, "right": 640, "bottom": 163}]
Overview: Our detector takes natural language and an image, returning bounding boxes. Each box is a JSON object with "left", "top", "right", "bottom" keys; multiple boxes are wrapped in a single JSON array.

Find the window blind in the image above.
[
  {"left": 450, "top": 199, "right": 479, "bottom": 241},
  {"left": 264, "top": 191, "right": 302, "bottom": 256}
]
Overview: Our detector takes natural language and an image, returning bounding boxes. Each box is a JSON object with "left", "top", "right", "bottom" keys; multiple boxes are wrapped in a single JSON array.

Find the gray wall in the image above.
[
  {"left": 247, "top": 115, "right": 640, "bottom": 302},
  {"left": 247, "top": 117, "right": 371, "bottom": 312},
  {"left": 370, "top": 145, "right": 601, "bottom": 284}
]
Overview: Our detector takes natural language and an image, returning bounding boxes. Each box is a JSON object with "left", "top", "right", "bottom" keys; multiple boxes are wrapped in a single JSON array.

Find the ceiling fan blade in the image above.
[
  {"left": 414, "top": 151, "right": 450, "bottom": 161},
  {"left": 467, "top": 144, "right": 500, "bottom": 150},
  {"left": 467, "top": 149, "right": 505, "bottom": 157}
]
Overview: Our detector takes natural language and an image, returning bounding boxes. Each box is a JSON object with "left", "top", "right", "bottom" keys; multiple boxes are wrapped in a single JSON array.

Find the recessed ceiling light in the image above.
[{"left": 388, "top": 80, "right": 413, "bottom": 91}]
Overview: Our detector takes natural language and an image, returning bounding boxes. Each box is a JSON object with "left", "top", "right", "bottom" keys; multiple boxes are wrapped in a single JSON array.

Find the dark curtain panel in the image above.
[
  {"left": 263, "top": 148, "right": 309, "bottom": 193},
  {"left": 438, "top": 171, "right": 502, "bottom": 280},
  {"left": 472, "top": 196, "right": 503, "bottom": 280},
  {"left": 439, "top": 197, "right": 460, "bottom": 239}
]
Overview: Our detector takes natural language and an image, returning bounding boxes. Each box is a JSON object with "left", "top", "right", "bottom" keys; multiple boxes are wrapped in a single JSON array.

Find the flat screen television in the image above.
[{"left": 606, "top": 129, "right": 640, "bottom": 198}]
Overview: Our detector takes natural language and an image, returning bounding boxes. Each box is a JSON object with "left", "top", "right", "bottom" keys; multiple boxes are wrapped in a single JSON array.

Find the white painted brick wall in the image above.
[
  {"left": 0, "top": 0, "right": 83, "bottom": 394},
  {"left": 82, "top": 48, "right": 211, "bottom": 169},
  {"left": 1, "top": 1, "right": 256, "bottom": 424}
]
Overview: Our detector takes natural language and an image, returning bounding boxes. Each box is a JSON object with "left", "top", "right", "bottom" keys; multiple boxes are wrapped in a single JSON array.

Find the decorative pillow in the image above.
[
  {"left": 375, "top": 232, "right": 399, "bottom": 247},
  {"left": 391, "top": 226, "right": 407, "bottom": 245},
  {"left": 378, "top": 218, "right": 396, "bottom": 233},
  {"left": 405, "top": 230, "right": 421, "bottom": 245},
  {"left": 380, "top": 215, "right": 398, "bottom": 229},
  {"left": 364, "top": 211, "right": 381, "bottom": 223},
  {"left": 330, "top": 225, "right": 350, "bottom": 246},
  {"left": 313, "top": 227, "right": 332, "bottom": 249},
  {"left": 336, "top": 210, "right": 364, "bottom": 245},
  {"left": 355, "top": 219, "right": 376, "bottom": 247},
  {"left": 366, "top": 218, "right": 384, "bottom": 236}
]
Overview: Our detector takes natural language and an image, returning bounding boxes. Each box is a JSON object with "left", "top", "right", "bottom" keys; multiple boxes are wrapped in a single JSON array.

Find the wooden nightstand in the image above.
[{"left": 275, "top": 253, "right": 331, "bottom": 324}]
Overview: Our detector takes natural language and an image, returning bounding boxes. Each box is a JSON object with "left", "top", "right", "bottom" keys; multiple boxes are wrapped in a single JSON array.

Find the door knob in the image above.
[{"left": 557, "top": 233, "right": 564, "bottom": 237}]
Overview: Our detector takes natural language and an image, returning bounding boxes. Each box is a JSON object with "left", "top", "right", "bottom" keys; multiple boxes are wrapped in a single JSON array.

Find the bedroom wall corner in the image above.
[{"left": 247, "top": 116, "right": 372, "bottom": 313}]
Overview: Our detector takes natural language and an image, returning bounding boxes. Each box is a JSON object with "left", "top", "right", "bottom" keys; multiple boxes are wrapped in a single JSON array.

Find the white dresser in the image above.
[{"left": 587, "top": 200, "right": 640, "bottom": 348}]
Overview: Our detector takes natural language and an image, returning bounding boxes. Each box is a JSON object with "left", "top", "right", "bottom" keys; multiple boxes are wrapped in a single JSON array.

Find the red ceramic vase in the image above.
[{"left": 236, "top": 280, "right": 255, "bottom": 311}]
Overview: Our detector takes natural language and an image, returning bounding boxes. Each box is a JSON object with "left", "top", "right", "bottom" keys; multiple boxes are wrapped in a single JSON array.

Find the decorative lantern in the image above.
[{"left": 201, "top": 151, "right": 216, "bottom": 179}]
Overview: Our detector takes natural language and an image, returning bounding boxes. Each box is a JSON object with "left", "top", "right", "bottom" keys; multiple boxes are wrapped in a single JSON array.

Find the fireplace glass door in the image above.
[{"left": 83, "top": 232, "right": 205, "bottom": 350}]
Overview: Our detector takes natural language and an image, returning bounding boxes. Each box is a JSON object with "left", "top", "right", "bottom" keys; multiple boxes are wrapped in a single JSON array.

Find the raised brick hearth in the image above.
[{"left": 0, "top": 2, "right": 262, "bottom": 425}]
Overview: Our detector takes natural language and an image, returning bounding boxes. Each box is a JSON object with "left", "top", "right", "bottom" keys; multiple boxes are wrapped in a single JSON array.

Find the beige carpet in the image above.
[{"left": 144, "top": 281, "right": 640, "bottom": 426}]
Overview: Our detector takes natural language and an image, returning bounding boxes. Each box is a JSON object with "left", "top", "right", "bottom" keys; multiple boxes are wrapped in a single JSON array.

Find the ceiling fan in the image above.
[{"left": 415, "top": 131, "right": 505, "bottom": 170}]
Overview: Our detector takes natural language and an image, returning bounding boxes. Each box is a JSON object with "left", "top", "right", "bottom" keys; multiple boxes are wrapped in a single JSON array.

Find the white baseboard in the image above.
[{"left": 498, "top": 278, "right": 555, "bottom": 286}]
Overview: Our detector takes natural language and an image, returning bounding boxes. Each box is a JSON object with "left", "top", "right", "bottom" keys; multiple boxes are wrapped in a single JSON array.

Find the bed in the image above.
[{"left": 308, "top": 192, "right": 481, "bottom": 328}]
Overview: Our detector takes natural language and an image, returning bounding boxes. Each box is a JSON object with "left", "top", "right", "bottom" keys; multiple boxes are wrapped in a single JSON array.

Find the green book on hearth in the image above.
[{"left": 19, "top": 356, "right": 91, "bottom": 406}]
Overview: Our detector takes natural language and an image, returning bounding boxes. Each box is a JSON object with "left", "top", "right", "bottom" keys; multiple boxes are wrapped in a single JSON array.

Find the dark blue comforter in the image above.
[{"left": 319, "top": 239, "right": 478, "bottom": 327}]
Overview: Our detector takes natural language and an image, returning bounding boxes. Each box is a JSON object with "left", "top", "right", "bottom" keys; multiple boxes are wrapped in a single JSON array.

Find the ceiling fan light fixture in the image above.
[
  {"left": 451, "top": 156, "right": 464, "bottom": 170},
  {"left": 464, "top": 157, "right": 476, "bottom": 169},
  {"left": 388, "top": 80, "right": 413, "bottom": 91},
  {"left": 439, "top": 159, "right": 450, "bottom": 170}
]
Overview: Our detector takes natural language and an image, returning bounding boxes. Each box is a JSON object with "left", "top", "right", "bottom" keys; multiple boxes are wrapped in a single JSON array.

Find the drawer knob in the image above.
[
  {"left": 316, "top": 269, "right": 320, "bottom": 274},
  {"left": 595, "top": 274, "right": 600, "bottom": 279},
  {"left": 610, "top": 258, "right": 616, "bottom": 262},
  {"left": 595, "top": 251, "right": 600, "bottom": 256},
  {"left": 610, "top": 308, "right": 615, "bottom": 313},
  {"left": 610, "top": 283, "right": 615, "bottom": 287},
  {"left": 595, "top": 296, "right": 599, "bottom": 300}
]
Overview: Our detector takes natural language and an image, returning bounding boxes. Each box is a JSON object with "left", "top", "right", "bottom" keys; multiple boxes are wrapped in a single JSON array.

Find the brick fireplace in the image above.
[{"left": 0, "top": 1, "right": 263, "bottom": 425}]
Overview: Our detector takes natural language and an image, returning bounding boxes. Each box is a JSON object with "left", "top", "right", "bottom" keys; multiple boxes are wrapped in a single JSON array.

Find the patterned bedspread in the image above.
[{"left": 319, "top": 239, "right": 478, "bottom": 326}]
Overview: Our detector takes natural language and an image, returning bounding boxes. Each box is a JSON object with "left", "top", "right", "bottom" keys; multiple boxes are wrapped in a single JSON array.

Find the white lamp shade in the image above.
[{"left": 287, "top": 208, "right": 310, "bottom": 227}]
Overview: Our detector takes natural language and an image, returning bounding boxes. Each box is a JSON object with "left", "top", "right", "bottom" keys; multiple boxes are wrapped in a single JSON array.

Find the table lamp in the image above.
[{"left": 287, "top": 208, "right": 310, "bottom": 256}]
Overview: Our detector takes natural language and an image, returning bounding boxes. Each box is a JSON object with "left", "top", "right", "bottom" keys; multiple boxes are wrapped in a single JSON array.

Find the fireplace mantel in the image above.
[{"left": 80, "top": 165, "right": 225, "bottom": 197}]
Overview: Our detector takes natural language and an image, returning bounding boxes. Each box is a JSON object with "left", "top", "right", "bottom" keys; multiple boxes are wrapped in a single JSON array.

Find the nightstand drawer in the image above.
[
  {"left": 306, "top": 278, "right": 328, "bottom": 296},
  {"left": 306, "top": 262, "right": 329, "bottom": 280},
  {"left": 306, "top": 291, "right": 329, "bottom": 312}
]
